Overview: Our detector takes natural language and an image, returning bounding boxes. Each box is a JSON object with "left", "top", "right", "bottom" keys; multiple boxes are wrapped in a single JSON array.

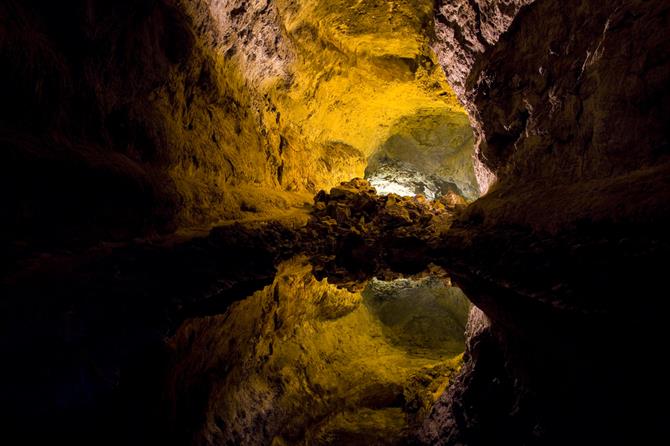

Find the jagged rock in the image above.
[
  {"left": 423, "top": 0, "right": 670, "bottom": 444},
  {"left": 2, "top": 1, "right": 669, "bottom": 445},
  {"left": 1, "top": 0, "right": 471, "bottom": 249},
  {"left": 302, "top": 178, "right": 467, "bottom": 284}
]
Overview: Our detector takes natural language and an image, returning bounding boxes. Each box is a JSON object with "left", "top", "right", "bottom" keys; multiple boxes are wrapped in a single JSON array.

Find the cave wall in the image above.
[
  {"left": 1, "top": 0, "right": 474, "bottom": 250},
  {"left": 366, "top": 109, "right": 478, "bottom": 200},
  {"left": 434, "top": 0, "right": 670, "bottom": 221},
  {"left": 432, "top": 0, "right": 535, "bottom": 192},
  {"left": 423, "top": 0, "right": 670, "bottom": 443},
  {"left": 1, "top": 0, "right": 287, "bottom": 246},
  {"left": 4, "top": 0, "right": 668, "bottom": 443}
]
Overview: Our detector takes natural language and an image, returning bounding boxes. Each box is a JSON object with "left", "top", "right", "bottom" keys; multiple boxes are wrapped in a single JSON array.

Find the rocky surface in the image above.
[
  {"left": 365, "top": 109, "right": 479, "bottom": 201},
  {"left": 422, "top": 0, "right": 670, "bottom": 444},
  {"left": 1, "top": 0, "right": 669, "bottom": 445},
  {"left": 432, "top": 0, "right": 535, "bottom": 99},
  {"left": 303, "top": 178, "right": 466, "bottom": 286},
  {"left": 433, "top": 0, "right": 536, "bottom": 192},
  {"left": 1, "top": 0, "right": 472, "bottom": 251},
  {"left": 1, "top": 0, "right": 298, "bottom": 245},
  {"left": 1, "top": 177, "right": 472, "bottom": 445}
]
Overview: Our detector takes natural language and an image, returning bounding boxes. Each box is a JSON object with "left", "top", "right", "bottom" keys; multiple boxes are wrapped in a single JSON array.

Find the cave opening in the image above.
[{"left": 364, "top": 109, "right": 480, "bottom": 202}]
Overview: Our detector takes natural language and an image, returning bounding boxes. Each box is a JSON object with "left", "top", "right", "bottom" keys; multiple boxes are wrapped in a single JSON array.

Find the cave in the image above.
[{"left": 1, "top": 1, "right": 669, "bottom": 445}]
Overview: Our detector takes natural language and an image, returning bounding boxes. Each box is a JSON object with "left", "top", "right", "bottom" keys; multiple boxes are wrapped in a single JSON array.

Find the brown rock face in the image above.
[
  {"left": 433, "top": 0, "right": 535, "bottom": 192},
  {"left": 422, "top": 0, "right": 670, "bottom": 444},
  {"left": 2, "top": 0, "right": 669, "bottom": 444},
  {"left": 1, "top": 0, "right": 282, "bottom": 245},
  {"left": 473, "top": 0, "right": 669, "bottom": 182},
  {"left": 304, "top": 178, "right": 464, "bottom": 284},
  {"left": 433, "top": 0, "right": 535, "bottom": 99},
  {"left": 435, "top": 0, "right": 670, "bottom": 209}
]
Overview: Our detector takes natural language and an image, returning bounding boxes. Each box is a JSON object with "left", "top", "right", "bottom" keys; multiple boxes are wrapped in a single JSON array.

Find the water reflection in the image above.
[
  {"left": 168, "top": 256, "right": 471, "bottom": 445},
  {"left": 363, "top": 276, "right": 470, "bottom": 358}
]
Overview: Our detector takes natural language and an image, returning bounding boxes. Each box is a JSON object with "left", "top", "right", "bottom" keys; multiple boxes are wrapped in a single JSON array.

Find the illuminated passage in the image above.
[{"left": 365, "top": 110, "right": 479, "bottom": 201}]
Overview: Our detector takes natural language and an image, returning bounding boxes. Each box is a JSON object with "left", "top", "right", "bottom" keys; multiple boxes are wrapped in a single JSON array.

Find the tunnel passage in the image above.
[
  {"left": 363, "top": 276, "right": 471, "bottom": 356},
  {"left": 365, "top": 109, "right": 479, "bottom": 201},
  {"left": 0, "top": 0, "right": 479, "bottom": 248}
]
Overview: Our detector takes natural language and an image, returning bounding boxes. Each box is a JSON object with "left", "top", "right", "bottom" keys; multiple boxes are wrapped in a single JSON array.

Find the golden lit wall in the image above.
[
  {"left": 272, "top": 0, "right": 470, "bottom": 186},
  {"left": 0, "top": 0, "right": 476, "bottom": 242},
  {"left": 196, "top": 0, "right": 474, "bottom": 223}
]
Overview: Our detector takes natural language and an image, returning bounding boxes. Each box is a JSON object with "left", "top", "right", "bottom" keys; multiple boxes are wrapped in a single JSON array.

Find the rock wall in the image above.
[
  {"left": 1, "top": 0, "right": 474, "bottom": 249},
  {"left": 1, "top": 0, "right": 290, "bottom": 247},
  {"left": 432, "top": 0, "right": 535, "bottom": 192},
  {"left": 366, "top": 109, "right": 478, "bottom": 200},
  {"left": 434, "top": 0, "right": 670, "bottom": 213},
  {"left": 423, "top": 0, "right": 670, "bottom": 443},
  {"left": 4, "top": 0, "right": 668, "bottom": 443}
]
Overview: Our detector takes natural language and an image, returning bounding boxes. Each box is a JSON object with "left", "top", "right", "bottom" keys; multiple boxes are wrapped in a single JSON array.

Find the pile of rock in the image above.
[
  {"left": 301, "top": 178, "right": 466, "bottom": 286},
  {"left": 307, "top": 178, "right": 465, "bottom": 239}
]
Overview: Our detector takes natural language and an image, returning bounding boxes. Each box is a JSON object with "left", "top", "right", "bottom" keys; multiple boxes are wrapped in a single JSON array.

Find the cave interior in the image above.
[{"left": 1, "top": 0, "right": 669, "bottom": 445}]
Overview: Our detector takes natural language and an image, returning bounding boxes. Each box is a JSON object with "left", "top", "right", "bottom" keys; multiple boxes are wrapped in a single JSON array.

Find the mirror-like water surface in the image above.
[{"left": 169, "top": 256, "right": 471, "bottom": 445}]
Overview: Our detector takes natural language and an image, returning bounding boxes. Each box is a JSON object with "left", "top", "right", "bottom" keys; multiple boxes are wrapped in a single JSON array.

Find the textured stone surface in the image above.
[
  {"left": 422, "top": 0, "right": 670, "bottom": 444},
  {"left": 366, "top": 109, "right": 478, "bottom": 200},
  {"left": 1, "top": 0, "right": 472, "bottom": 250},
  {"left": 433, "top": 0, "right": 535, "bottom": 192},
  {"left": 433, "top": 0, "right": 535, "bottom": 99},
  {"left": 303, "top": 178, "right": 466, "bottom": 285},
  {"left": 2, "top": 0, "right": 669, "bottom": 444},
  {"left": 1, "top": 0, "right": 300, "bottom": 245}
]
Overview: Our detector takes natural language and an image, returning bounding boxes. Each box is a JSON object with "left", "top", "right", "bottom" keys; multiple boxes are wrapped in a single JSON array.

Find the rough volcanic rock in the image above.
[
  {"left": 467, "top": 0, "right": 670, "bottom": 193},
  {"left": 3, "top": 1, "right": 669, "bottom": 445},
  {"left": 423, "top": 0, "right": 670, "bottom": 444},
  {"left": 1, "top": 0, "right": 472, "bottom": 251},
  {"left": 1, "top": 0, "right": 301, "bottom": 246},
  {"left": 365, "top": 109, "right": 479, "bottom": 201},
  {"left": 433, "top": 0, "right": 535, "bottom": 99},
  {"left": 432, "top": 0, "right": 536, "bottom": 192},
  {"left": 302, "top": 178, "right": 466, "bottom": 285}
]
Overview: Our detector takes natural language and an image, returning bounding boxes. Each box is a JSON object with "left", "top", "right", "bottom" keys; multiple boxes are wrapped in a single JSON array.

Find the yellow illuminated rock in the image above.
[
  {"left": 2, "top": 0, "right": 478, "bottom": 241},
  {"left": 167, "top": 257, "right": 467, "bottom": 445},
  {"left": 184, "top": 0, "right": 477, "bottom": 225},
  {"left": 271, "top": 0, "right": 471, "bottom": 187}
]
